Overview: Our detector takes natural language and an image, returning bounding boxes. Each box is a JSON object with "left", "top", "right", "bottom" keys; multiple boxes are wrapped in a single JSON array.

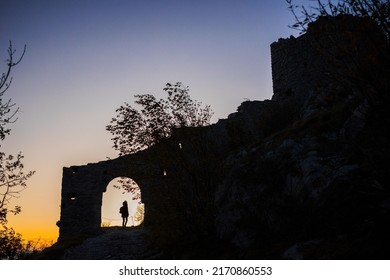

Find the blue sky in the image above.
[{"left": 0, "top": 0, "right": 304, "bottom": 241}]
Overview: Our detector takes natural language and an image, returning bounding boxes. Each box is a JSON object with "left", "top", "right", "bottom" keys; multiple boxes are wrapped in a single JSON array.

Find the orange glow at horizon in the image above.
[
  {"left": 6, "top": 177, "right": 143, "bottom": 244},
  {"left": 1, "top": 0, "right": 299, "bottom": 249},
  {"left": 14, "top": 225, "right": 57, "bottom": 245},
  {"left": 4, "top": 168, "right": 63, "bottom": 244}
]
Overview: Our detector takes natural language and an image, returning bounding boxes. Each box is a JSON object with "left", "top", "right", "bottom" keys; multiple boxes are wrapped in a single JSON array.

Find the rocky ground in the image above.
[
  {"left": 45, "top": 15, "right": 389, "bottom": 260},
  {"left": 39, "top": 226, "right": 163, "bottom": 260}
]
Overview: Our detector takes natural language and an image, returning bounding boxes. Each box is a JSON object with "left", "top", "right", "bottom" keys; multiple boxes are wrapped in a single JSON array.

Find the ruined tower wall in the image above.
[
  {"left": 57, "top": 14, "right": 388, "bottom": 244},
  {"left": 270, "top": 33, "right": 328, "bottom": 101},
  {"left": 270, "top": 15, "right": 387, "bottom": 102}
]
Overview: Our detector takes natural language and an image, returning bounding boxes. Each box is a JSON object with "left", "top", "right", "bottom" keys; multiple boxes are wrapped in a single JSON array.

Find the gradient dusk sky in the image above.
[{"left": 1, "top": 0, "right": 305, "bottom": 243}]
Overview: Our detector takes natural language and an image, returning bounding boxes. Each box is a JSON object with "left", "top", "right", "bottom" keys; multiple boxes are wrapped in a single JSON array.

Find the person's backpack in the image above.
[{"left": 119, "top": 206, "right": 123, "bottom": 214}]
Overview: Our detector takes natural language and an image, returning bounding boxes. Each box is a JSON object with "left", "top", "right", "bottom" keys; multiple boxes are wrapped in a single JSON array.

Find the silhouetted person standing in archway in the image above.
[{"left": 120, "top": 201, "right": 129, "bottom": 228}]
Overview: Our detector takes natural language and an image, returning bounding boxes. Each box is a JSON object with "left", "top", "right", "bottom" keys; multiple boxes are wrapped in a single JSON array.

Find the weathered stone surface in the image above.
[
  {"left": 57, "top": 99, "right": 267, "bottom": 242},
  {"left": 271, "top": 15, "right": 388, "bottom": 108},
  {"left": 55, "top": 15, "right": 390, "bottom": 259},
  {"left": 58, "top": 152, "right": 162, "bottom": 240},
  {"left": 60, "top": 227, "right": 162, "bottom": 260}
]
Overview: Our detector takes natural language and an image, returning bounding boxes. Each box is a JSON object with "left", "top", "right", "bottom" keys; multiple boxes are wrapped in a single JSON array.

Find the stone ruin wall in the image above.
[
  {"left": 271, "top": 15, "right": 387, "bottom": 104},
  {"left": 57, "top": 152, "right": 164, "bottom": 241},
  {"left": 56, "top": 101, "right": 264, "bottom": 241},
  {"left": 270, "top": 17, "right": 344, "bottom": 103},
  {"left": 57, "top": 15, "right": 387, "bottom": 242},
  {"left": 271, "top": 33, "right": 327, "bottom": 102}
]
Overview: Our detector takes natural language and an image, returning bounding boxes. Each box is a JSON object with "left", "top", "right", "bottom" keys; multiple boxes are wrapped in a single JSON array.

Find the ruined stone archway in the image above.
[
  {"left": 57, "top": 150, "right": 162, "bottom": 241},
  {"left": 57, "top": 118, "right": 234, "bottom": 242},
  {"left": 101, "top": 177, "right": 144, "bottom": 227}
]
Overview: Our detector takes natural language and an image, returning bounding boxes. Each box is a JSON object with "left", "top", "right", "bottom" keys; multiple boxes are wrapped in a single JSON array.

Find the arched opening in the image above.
[{"left": 101, "top": 177, "right": 144, "bottom": 228}]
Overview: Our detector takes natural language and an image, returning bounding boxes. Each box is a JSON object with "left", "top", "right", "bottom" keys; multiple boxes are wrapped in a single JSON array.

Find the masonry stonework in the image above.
[
  {"left": 57, "top": 15, "right": 387, "bottom": 243},
  {"left": 271, "top": 15, "right": 387, "bottom": 103},
  {"left": 57, "top": 152, "right": 162, "bottom": 240}
]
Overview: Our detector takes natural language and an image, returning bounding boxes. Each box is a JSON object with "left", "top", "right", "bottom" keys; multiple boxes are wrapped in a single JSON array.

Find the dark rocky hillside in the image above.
[
  {"left": 44, "top": 14, "right": 390, "bottom": 260},
  {"left": 213, "top": 15, "right": 390, "bottom": 259}
]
